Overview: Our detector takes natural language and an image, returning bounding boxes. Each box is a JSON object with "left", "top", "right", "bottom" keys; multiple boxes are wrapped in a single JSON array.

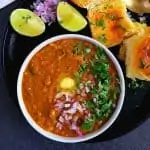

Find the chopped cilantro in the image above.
[
  {"left": 74, "top": 46, "right": 120, "bottom": 128},
  {"left": 85, "top": 100, "right": 95, "bottom": 109},
  {"left": 96, "top": 19, "right": 105, "bottom": 29},
  {"left": 79, "top": 63, "right": 88, "bottom": 73},
  {"left": 139, "top": 59, "right": 150, "bottom": 69},
  {"left": 22, "top": 15, "right": 31, "bottom": 23},
  {"left": 110, "top": 86, "right": 120, "bottom": 101},
  {"left": 72, "top": 42, "right": 91, "bottom": 57},
  {"left": 128, "top": 79, "right": 144, "bottom": 89},
  {"left": 140, "top": 60, "right": 145, "bottom": 68},
  {"left": 84, "top": 47, "right": 91, "bottom": 54},
  {"left": 95, "top": 101, "right": 112, "bottom": 119},
  {"left": 81, "top": 116, "right": 96, "bottom": 131},
  {"left": 74, "top": 63, "right": 88, "bottom": 85},
  {"left": 103, "top": 2, "right": 112, "bottom": 9},
  {"left": 99, "top": 34, "right": 107, "bottom": 43},
  {"left": 72, "top": 42, "right": 83, "bottom": 55}
]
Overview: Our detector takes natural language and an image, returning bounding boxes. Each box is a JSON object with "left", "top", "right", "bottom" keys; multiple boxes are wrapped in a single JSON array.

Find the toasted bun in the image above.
[
  {"left": 70, "top": 0, "right": 92, "bottom": 8},
  {"left": 87, "top": 0, "right": 135, "bottom": 48},
  {"left": 125, "top": 34, "right": 150, "bottom": 81}
]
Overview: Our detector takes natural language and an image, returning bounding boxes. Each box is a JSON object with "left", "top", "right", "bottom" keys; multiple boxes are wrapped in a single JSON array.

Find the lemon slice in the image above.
[
  {"left": 10, "top": 9, "right": 45, "bottom": 37},
  {"left": 57, "top": 2, "right": 87, "bottom": 32}
]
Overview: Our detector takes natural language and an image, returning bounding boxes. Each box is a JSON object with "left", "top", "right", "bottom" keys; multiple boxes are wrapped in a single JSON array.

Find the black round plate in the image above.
[{"left": 1, "top": 0, "right": 150, "bottom": 142}]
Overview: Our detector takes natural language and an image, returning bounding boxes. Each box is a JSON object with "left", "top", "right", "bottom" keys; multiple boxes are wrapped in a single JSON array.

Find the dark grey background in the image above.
[{"left": 0, "top": 2, "right": 150, "bottom": 150}]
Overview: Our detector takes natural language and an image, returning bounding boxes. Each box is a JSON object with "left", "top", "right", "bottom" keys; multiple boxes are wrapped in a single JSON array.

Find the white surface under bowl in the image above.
[{"left": 17, "top": 34, "right": 125, "bottom": 143}]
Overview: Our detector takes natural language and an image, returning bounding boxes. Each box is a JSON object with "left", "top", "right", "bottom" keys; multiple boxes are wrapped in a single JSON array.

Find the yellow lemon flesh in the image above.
[
  {"left": 10, "top": 9, "right": 45, "bottom": 37},
  {"left": 57, "top": 2, "right": 87, "bottom": 32}
]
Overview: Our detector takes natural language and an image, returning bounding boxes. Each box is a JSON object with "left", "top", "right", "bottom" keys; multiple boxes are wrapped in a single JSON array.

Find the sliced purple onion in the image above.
[
  {"left": 32, "top": 0, "right": 60, "bottom": 25},
  {"left": 64, "top": 107, "right": 77, "bottom": 114},
  {"left": 64, "top": 114, "right": 72, "bottom": 121},
  {"left": 79, "top": 83, "right": 84, "bottom": 89},
  {"left": 73, "top": 116, "right": 79, "bottom": 122},
  {"left": 55, "top": 92, "right": 63, "bottom": 99},
  {"left": 58, "top": 116, "right": 64, "bottom": 123},
  {"left": 76, "top": 102, "right": 83, "bottom": 113},
  {"left": 55, "top": 102, "right": 64, "bottom": 111},
  {"left": 66, "top": 94, "right": 71, "bottom": 102},
  {"left": 71, "top": 124, "right": 83, "bottom": 137},
  {"left": 85, "top": 86, "right": 90, "bottom": 93},
  {"left": 56, "top": 122, "right": 63, "bottom": 130}
]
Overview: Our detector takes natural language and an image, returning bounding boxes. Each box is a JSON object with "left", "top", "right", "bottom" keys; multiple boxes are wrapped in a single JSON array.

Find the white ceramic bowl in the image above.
[{"left": 17, "top": 34, "right": 125, "bottom": 143}]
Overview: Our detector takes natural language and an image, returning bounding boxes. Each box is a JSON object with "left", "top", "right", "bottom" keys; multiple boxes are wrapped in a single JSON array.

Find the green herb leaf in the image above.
[
  {"left": 95, "top": 101, "right": 112, "bottom": 119},
  {"left": 72, "top": 42, "right": 91, "bottom": 57},
  {"left": 95, "top": 47, "right": 107, "bottom": 60},
  {"left": 99, "top": 34, "right": 107, "bottom": 43},
  {"left": 96, "top": 19, "right": 105, "bottom": 29},
  {"left": 85, "top": 100, "right": 95, "bottom": 109},
  {"left": 74, "top": 63, "right": 88, "bottom": 85},
  {"left": 79, "top": 63, "right": 88, "bottom": 73},
  {"left": 111, "top": 86, "right": 120, "bottom": 100},
  {"left": 104, "top": 2, "right": 112, "bottom": 9},
  {"left": 81, "top": 116, "right": 95, "bottom": 131},
  {"left": 72, "top": 42, "right": 83, "bottom": 55},
  {"left": 84, "top": 47, "right": 91, "bottom": 54},
  {"left": 140, "top": 59, "right": 145, "bottom": 68},
  {"left": 22, "top": 15, "right": 31, "bottom": 23},
  {"left": 128, "top": 79, "right": 144, "bottom": 89}
]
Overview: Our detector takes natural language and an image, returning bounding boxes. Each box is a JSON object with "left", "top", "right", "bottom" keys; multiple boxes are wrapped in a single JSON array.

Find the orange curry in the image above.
[{"left": 22, "top": 39, "right": 120, "bottom": 137}]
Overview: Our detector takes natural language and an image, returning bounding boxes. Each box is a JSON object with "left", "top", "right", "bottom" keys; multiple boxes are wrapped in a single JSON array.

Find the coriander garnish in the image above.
[
  {"left": 72, "top": 42, "right": 83, "bottom": 55},
  {"left": 22, "top": 15, "right": 31, "bottom": 23},
  {"left": 72, "top": 42, "right": 91, "bottom": 57},
  {"left": 99, "top": 34, "right": 107, "bottom": 43},
  {"left": 128, "top": 79, "right": 144, "bottom": 89},
  {"left": 81, "top": 115, "right": 96, "bottom": 131},
  {"left": 81, "top": 47, "right": 119, "bottom": 129},
  {"left": 96, "top": 19, "right": 105, "bottom": 29},
  {"left": 74, "top": 63, "right": 88, "bottom": 85}
]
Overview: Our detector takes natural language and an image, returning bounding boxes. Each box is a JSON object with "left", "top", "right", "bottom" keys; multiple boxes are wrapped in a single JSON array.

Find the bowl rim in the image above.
[{"left": 17, "top": 34, "right": 125, "bottom": 143}]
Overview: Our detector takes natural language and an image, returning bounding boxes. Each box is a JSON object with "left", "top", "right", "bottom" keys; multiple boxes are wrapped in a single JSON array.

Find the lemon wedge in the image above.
[
  {"left": 10, "top": 9, "right": 45, "bottom": 37},
  {"left": 57, "top": 2, "right": 87, "bottom": 32}
]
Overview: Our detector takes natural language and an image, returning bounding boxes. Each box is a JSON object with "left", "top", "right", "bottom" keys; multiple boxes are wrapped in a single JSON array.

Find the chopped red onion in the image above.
[
  {"left": 73, "top": 116, "right": 79, "bottom": 122},
  {"left": 64, "top": 107, "right": 77, "bottom": 114},
  {"left": 71, "top": 124, "right": 83, "bottom": 137},
  {"left": 76, "top": 89, "right": 81, "bottom": 94},
  {"left": 81, "top": 91, "right": 86, "bottom": 97},
  {"left": 72, "top": 101, "right": 78, "bottom": 108},
  {"left": 68, "top": 115, "right": 72, "bottom": 120},
  {"left": 55, "top": 92, "right": 63, "bottom": 99},
  {"left": 93, "top": 98, "right": 97, "bottom": 103},
  {"left": 79, "top": 83, "right": 84, "bottom": 89},
  {"left": 55, "top": 102, "right": 64, "bottom": 111},
  {"left": 76, "top": 102, "right": 83, "bottom": 113},
  {"left": 58, "top": 116, "right": 64, "bottom": 123},
  {"left": 66, "top": 94, "right": 71, "bottom": 102},
  {"left": 87, "top": 113, "right": 91, "bottom": 118},
  {"left": 56, "top": 122, "right": 62, "bottom": 130},
  {"left": 32, "top": 0, "right": 60, "bottom": 25},
  {"left": 76, "top": 129, "right": 83, "bottom": 137},
  {"left": 64, "top": 114, "right": 72, "bottom": 121},
  {"left": 85, "top": 86, "right": 90, "bottom": 93},
  {"left": 64, "top": 103, "right": 71, "bottom": 108},
  {"left": 113, "top": 103, "right": 116, "bottom": 108},
  {"left": 71, "top": 123, "right": 78, "bottom": 130}
]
